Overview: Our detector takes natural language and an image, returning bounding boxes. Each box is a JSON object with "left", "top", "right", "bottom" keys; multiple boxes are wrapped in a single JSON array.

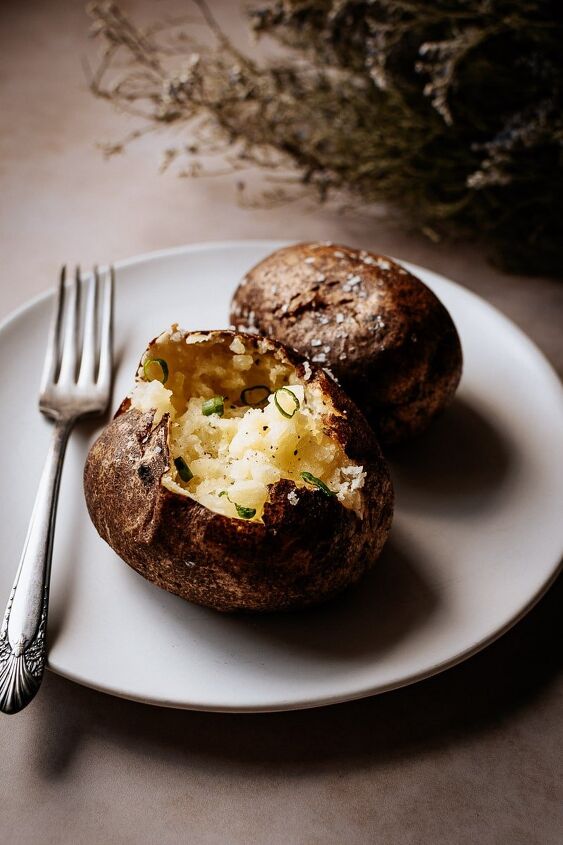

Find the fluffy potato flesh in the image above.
[{"left": 130, "top": 329, "right": 366, "bottom": 521}]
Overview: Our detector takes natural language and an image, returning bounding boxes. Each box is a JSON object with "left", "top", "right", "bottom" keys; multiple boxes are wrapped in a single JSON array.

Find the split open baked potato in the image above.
[
  {"left": 230, "top": 242, "right": 463, "bottom": 445},
  {"left": 84, "top": 327, "right": 394, "bottom": 612}
]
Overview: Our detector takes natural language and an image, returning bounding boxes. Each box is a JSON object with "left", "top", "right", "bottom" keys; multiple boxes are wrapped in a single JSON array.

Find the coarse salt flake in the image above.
[
  {"left": 229, "top": 337, "right": 246, "bottom": 354},
  {"left": 372, "top": 315, "right": 386, "bottom": 331},
  {"left": 323, "top": 367, "right": 340, "bottom": 384}
]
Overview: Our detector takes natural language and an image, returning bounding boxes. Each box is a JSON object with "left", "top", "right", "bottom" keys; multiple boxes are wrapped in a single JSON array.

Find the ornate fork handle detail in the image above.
[{"left": 0, "top": 420, "right": 72, "bottom": 714}]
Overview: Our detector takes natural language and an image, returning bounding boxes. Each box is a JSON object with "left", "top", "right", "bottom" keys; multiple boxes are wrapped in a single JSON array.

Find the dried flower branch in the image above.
[{"left": 87, "top": 0, "right": 563, "bottom": 276}]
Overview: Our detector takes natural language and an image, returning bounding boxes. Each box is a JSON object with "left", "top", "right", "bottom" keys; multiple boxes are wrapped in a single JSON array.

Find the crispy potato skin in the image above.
[
  {"left": 230, "top": 243, "right": 463, "bottom": 445},
  {"left": 84, "top": 331, "right": 393, "bottom": 612}
]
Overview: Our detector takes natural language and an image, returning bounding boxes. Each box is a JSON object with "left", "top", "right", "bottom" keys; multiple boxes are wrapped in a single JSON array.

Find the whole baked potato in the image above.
[
  {"left": 84, "top": 327, "right": 393, "bottom": 612},
  {"left": 230, "top": 243, "right": 463, "bottom": 445}
]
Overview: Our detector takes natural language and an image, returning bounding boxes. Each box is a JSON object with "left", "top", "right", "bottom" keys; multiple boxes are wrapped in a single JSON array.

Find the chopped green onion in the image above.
[
  {"left": 202, "top": 396, "right": 224, "bottom": 416},
  {"left": 240, "top": 384, "right": 270, "bottom": 406},
  {"left": 235, "top": 503, "right": 257, "bottom": 520},
  {"left": 174, "top": 456, "right": 193, "bottom": 483},
  {"left": 274, "top": 387, "right": 300, "bottom": 419},
  {"left": 218, "top": 490, "right": 256, "bottom": 519},
  {"left": 300, "top": 471, "right": 335, "bottom": 497},
  {"left": 143, "top": 357, "right": 169, "bottom": 384}
]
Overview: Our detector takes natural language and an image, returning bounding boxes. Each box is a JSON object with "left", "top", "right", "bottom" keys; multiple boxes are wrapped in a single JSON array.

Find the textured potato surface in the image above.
[
  {"left": 230, "top": 242, "right": 463, "bottom": 445},
  {"left": 131, "top": 329, "right": 365, "bottom": 520},
  {"left": 84, "top": 328, "right": 394, "bottom": 612}
]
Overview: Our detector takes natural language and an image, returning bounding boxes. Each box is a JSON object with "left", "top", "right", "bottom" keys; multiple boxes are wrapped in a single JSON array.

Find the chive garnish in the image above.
[
  {"left": 300, "top": 471, "right": 335, "bottom": 497},
  {"left": 174, "top": 456, "right": 193, "bottom": 483},
  {"left": 235, "top": 503, "right": 257, "bottom": 520},
  {"left": 219, "top": 490, "right": 256, "bottom": 519},
  {"left": 202, "top": 396, "right": 224, "bottom": 416},
  {"left": 240, "top": 384, "right": 270, "bottom": 406},
  {"left": 143, "top": 357, "right": 169, "bottom": 384},
  {"left": 274, "top": 387, "right": 300, "bottom": 418}
]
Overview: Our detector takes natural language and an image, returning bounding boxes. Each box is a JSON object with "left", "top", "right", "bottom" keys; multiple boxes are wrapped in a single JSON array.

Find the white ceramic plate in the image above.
[{"left": 1, "top": 241, "right": 562, "bottom": 712}]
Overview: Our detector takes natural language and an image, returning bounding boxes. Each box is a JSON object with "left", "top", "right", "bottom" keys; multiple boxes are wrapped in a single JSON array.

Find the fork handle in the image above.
[{"left": 0, "top": 419, "right": 73, "bottom": 714}]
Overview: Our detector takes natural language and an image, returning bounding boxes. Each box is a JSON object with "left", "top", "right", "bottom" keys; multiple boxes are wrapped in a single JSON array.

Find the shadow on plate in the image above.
[
  {"left": 51, "top": 523, "right": 438, "bottom": 665},
  {"left": 388, "top": 397, "right": 514, "bottom": 514},
  {"left": 224, "top": 529, "right": 439, "bottom": 661}
]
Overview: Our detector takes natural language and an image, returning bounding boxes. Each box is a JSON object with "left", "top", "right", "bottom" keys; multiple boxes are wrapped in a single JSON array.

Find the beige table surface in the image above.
[{"left": 1, "top": 2, "right": 562, "bottom": 843}]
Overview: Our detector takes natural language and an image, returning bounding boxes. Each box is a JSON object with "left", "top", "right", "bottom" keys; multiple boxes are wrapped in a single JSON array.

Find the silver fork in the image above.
[{"left": 0, "top": 266, "right": 114, "bottom": 714}]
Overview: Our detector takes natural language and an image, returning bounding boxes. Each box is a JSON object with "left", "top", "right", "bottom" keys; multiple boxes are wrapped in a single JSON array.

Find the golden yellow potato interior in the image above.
[{"left": 130, "top": 329, "right": 366, "bottom": 521}]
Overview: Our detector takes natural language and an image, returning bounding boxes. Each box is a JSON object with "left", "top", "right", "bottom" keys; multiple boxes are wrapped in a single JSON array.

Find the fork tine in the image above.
[
  {"left": 58, "top": 266, "right": 80, "bottom": 384},
  {"left": 97, "top": 265, "right": 114, "bottom": 392},
  {"left": 40, "top": 266, "right": 66, "bottom": 391},
  {"left": 77, "top": 268, "right": 99, "bottom": 386}
]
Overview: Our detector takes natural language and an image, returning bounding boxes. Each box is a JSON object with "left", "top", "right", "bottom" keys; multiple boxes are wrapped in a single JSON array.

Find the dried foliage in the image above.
[{"left": 87, "top": 0, "right": 563, "bottom": 275}]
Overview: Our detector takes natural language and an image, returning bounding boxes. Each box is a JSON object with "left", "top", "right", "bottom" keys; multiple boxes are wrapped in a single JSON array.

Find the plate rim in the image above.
[{"left": 2, "top": 240, "right": 562, "bottom": 712}]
